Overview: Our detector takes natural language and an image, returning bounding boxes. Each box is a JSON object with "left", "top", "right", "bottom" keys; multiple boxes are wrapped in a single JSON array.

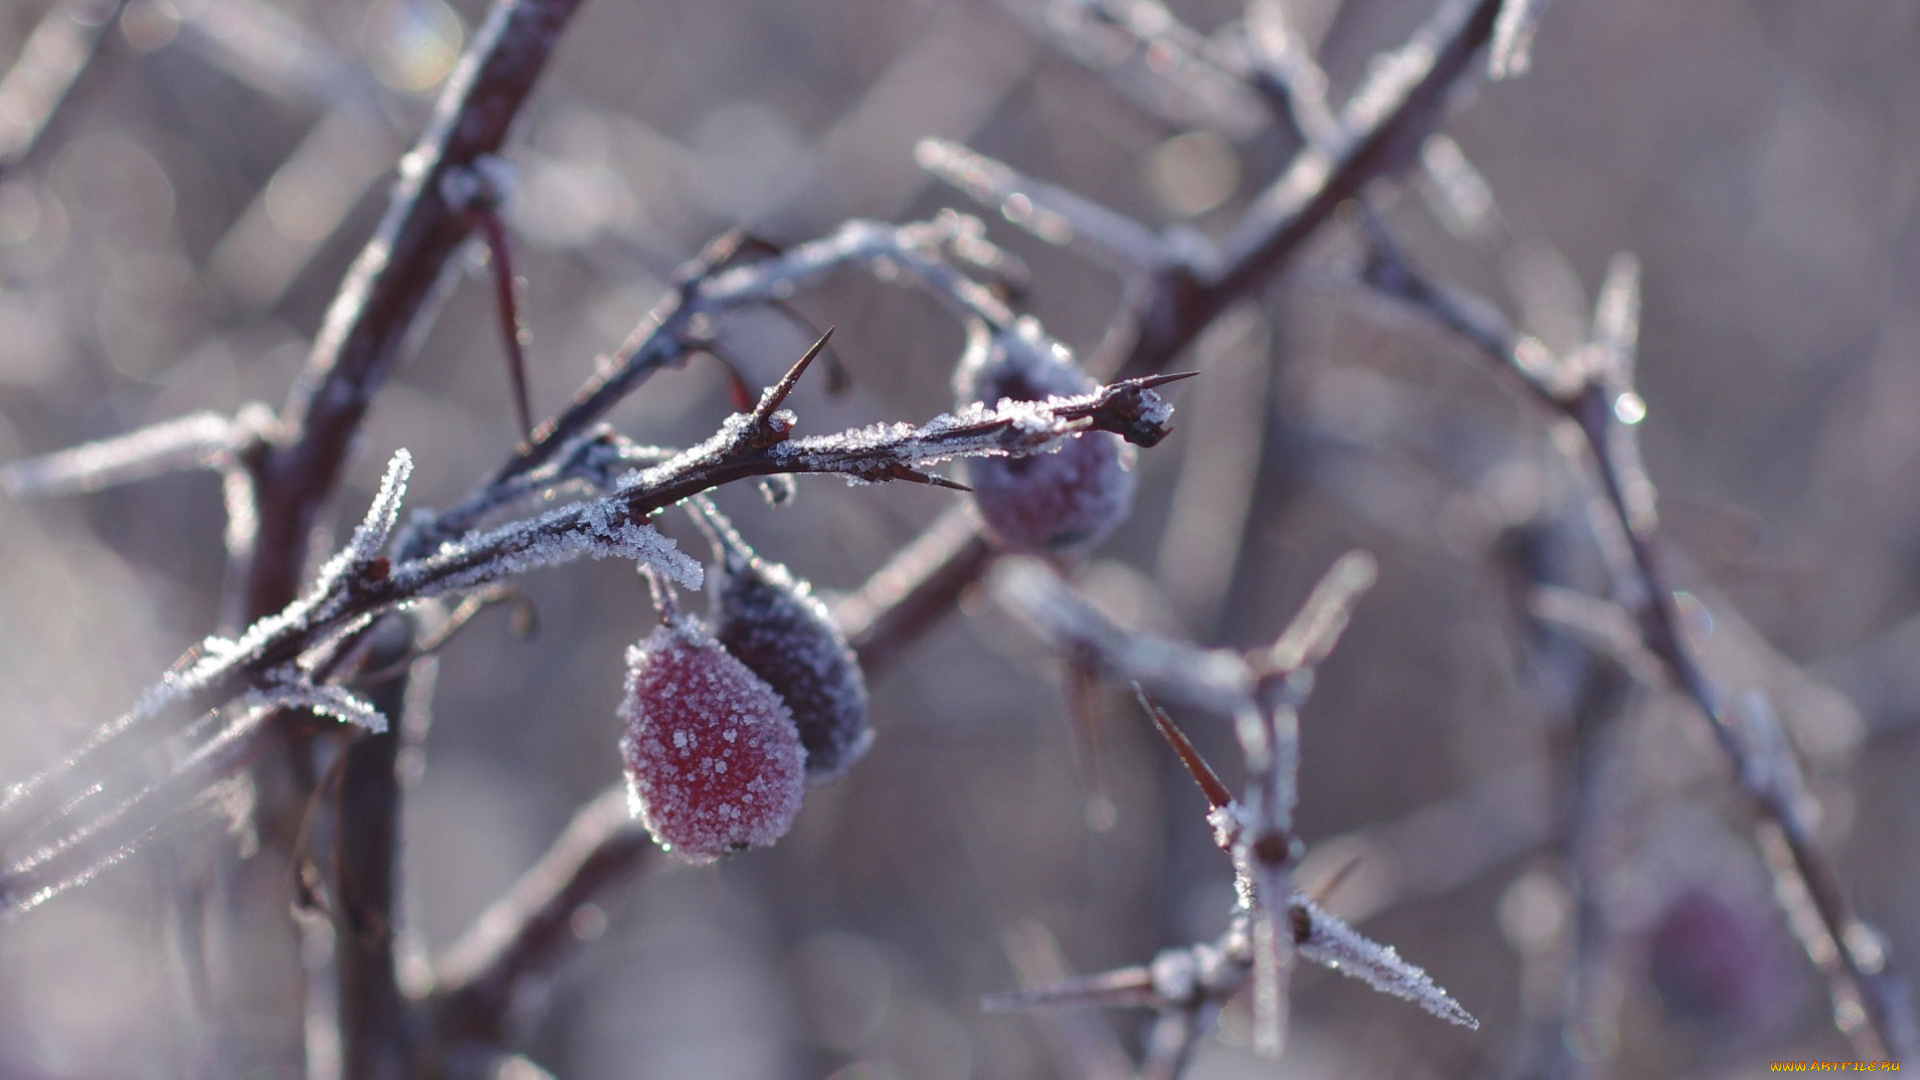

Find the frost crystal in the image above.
[
  {"left": 131, "top": 455, "right": 415, "bottom": 722},
  {"left": 309, "top": 450, "right": 413, "bottom": 613},
  {"left": 247, "top": 672, "right": 389, "bottom": 734},
  {"left": 400, "top": 496, "right": 702, "bottom": 599},
  {"left": 1292, "top": 896, "right": 1479, "bottom": 1029}
]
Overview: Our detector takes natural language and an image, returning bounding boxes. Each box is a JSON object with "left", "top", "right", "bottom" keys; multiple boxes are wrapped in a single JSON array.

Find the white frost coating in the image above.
[
  {"left": 952, "top": 319, "right": 1137, "bottom": 553},
  {"left": 246, "top": 671, "right": 389, "bottom": 733},
  {"left": 1134, "top": 393, "right": 1174, "bottom": 428},
  {"left": 347, "top": 451, "right": 412, "bottom": 565},
  {"left": 580, "top": 500, "right": 704, "bottom": 590},
  {"left": 1293, "top": 896, "right": 1479, "bottom": 1029},
  {"left": 138, "top": 462, "right": 703, "bottom": 730},
  {"left": 696, "top": 216, "right": 1014, "bottom": 329},
  {"left": 1206, "top": 802, "right": 1251, "bottom": 858},
  {"left": 761, "top": 402, "right": 1082, "bottom": 476},
  {"left": 149, "top": 451, "right": 414, "bottom": 714},
  {"left": 400, "top": 497, "right": 702, "bottom": 597},
  {"left": 709, "top": 537, "right": 872, "bottom": 784},
  {"left": 133, "top": 452, "right": 417, "bottom": 719},
  {"left": 303, "top": 449, "right": 414, "bottom": 624},
  {"left": 619, "top": 621, "right": 805, "bottom": 862}
]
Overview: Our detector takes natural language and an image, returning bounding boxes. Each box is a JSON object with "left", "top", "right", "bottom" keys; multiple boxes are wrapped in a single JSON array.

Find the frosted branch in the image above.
[
  {"left": 495, "top": 214, "right": 1033, "bottom": 493},
  {"left": 1352, "top": 194, "right": 1916, "bottom": 1062},
  {"left": 1239, "top": 0, "right": 1340, "bottom": 148},
  {"left": 994, "top": 558, "right": 1256, "bottom": 717},
  {"left": 1022, "top": 0, "right": 1267, "bottom": 137},
  {"left": 916, "top": 138, "right": 1166, "bottom": 275},
  {"left": 248, "top": 671, "right": 388, "bottom": 734},
  {"left": 1263, "top": 550, "right": 1378, "bottom": 678},
  {"left": 0, "top": 408, "right": 267, "bottom": 497},
  {"left": 987, "top": 894, "right": 1477, "bottom": 1043},
  {"left": 1293, "top": 896, "right": 1479, "bottom": 1028}
]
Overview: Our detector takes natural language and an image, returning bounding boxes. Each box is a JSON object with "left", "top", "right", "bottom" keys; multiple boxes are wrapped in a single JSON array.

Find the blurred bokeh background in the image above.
[{"left": 0, "top": 0, "right": 1916, "bottom": 1077}]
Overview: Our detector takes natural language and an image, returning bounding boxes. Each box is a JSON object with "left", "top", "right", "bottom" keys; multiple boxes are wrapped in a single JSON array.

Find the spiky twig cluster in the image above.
[
  {"left": 1351, "top": 209, "right": 1916, "bottom": 1061},
  {"left": 991, "top": 553, "right": 1479, "bottom": 1071}
]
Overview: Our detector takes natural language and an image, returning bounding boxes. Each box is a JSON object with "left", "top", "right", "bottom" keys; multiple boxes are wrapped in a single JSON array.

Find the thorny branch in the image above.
[
  {"left": 850, "top": 0, "right": 1915, "bottom": 1060},
  {"left": 984, "top": 554, "right": 1479, "bottom": 1066},
  {"left": 1353, "top": 210, "right": 1918, "bottom": 1060},
  {"left": 0, "top": 373, "right": 1181, "bottom": 917},
  {"left": 0, "top": 165, "right": 1172, "bottom": 1071},
  {"left": 838, "top": 0, "right": 1508, "bottom": 668},
  {"left": 487, "top": 212, "right": 1034, "bottom": 496},
  {"left": 244, "top": 0, "right": 586, "bottom": 624},
  {"left": 220, "top": 4, "right": 586, "bottom": 1066}
]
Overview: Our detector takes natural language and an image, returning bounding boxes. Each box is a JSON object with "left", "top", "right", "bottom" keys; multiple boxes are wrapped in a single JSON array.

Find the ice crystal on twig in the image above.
[
  {"left": 987, "top": 896, "right": 1478, "bottom": 1041},
  {"left": 248, "top": 671, "right": 388, "bottom": 733},
  {"left": 1294, "top": 896, "right": 1480, "bottom": 1028},
  {"left": 315, "top": 449, "right": 413, "bottom": 599},
  {"left": 398, "top": 497, "right": 703, "bottom": 599}
]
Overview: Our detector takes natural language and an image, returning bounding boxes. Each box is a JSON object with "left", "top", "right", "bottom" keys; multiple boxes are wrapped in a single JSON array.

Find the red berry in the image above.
[
  {"left": 619, "top": 619, "right": 806, "bottom": 862},
  {"left": 712, "top": 553, "right": 871, "bottom": 784},
  {"left": 954, "top": 320, "right": 1136, "bottom": 554}
]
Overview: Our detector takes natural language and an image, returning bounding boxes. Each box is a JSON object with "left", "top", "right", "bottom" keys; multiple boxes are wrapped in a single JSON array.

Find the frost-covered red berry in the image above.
[
  {"left": 953, "top": 318, "right": 1136, "bottom": 554},
  {"left": 619, "top": 618, "right": 807, "bottom": 863},
  {"left": 712, "top": 550, "right": 872, "bottom": 784}
]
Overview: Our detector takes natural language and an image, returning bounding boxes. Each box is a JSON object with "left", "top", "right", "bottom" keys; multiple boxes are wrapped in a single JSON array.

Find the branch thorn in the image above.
[{"left": 1134, "top": 685, "right": 1234, "bottom": 810}]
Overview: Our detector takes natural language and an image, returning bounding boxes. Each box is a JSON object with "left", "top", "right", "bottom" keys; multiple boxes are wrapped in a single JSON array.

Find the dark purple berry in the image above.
[
  {"left": 953, "top": 319, "right": 1136, "bottom": 553},
  {"left": 709, "top": 544, "right": 872, "bottom": 785}
]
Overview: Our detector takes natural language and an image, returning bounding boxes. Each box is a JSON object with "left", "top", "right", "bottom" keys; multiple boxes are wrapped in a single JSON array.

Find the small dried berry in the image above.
[
  {"left": 712, "top": 552, "right": 872, "bottom": 784},
  {"left": 1646, "top": 888, "right": 1797, "bottom": 1033},
  {"left": 953, "top": 319, "right": 1136, "bottom": 554},
  {"left": 619, "top": 618, "right": 807, "bottom": 863}
]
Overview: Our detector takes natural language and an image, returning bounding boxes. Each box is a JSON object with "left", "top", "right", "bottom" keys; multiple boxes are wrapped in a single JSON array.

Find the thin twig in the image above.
[
  {"left": 0, "top": 0, "right": 129, "bottom": 181},
  {"left": 430, "top": 785, "right": 653, "bottom": 1045}
]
